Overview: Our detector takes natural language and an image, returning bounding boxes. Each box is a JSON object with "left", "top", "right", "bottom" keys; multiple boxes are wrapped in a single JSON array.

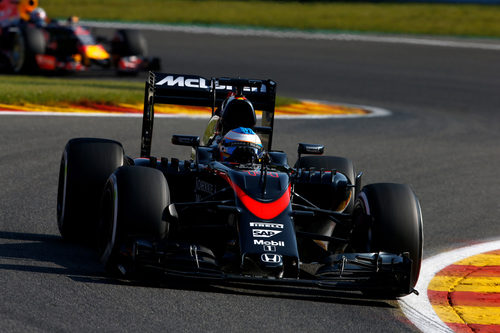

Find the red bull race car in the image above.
[
  {"left": 56, "top": 72, "right": 423, "bottom": 298},
  {"left": 0, "top": 0, "right": 159, "bottom": 74}
]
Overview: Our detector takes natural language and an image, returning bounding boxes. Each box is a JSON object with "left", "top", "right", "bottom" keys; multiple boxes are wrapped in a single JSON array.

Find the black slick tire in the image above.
[
  {"left": 21, "top": 25, "right": 45, "bottom": 73},
  {"left": 293, "top": 155, "right": 356, "bottom": 257},
  {"left": 112, "top": 29, "right": 147, "bottom": 57},
  {"left": 295, "top": 155, "right": 355, "bottom": 213},
  {"left": 6, "top": 27, "right": 26, "bottom": 73},
  {"left": 98, "top": 166, "right": 170, "bottom": 274},
  {"left": 295, "top": 155, "right": 355, "bottom": 184},
  {"left": 354, "top": 183, "right": 423, "bottom": 297},
  {"left": 57, "top": 138, "right": 124, "bottom": 243}
]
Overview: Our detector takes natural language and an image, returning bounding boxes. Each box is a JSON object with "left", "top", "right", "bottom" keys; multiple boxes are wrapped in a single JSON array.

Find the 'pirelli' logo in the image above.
[{"left": 249, "top": 222, "right": 283, "bottom": 229}]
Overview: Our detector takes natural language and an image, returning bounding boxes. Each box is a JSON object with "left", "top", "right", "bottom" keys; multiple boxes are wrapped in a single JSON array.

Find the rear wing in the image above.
[{"left": 141, "top": 72, "right": 277, "bottom": 157}]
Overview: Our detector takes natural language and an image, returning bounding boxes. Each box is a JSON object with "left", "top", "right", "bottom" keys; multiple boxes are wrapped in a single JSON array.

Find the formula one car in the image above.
[
  {"left": 0, "top": 0, "right": 159, "bottom": 74},
  {"left": 56, "top": 72, "right": 423, "bottom": 298}
]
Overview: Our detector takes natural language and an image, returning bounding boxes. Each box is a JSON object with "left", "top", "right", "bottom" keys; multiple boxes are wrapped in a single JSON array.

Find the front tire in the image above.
[
  {"left": 98, "top": 166, "right": 170, "bottom": 274},
  {"left": 22, "top": 25, "right": 45, "bottom": 72},
  {"left": 57, "top": 138, "right": 124, "bottom": 243},
  {"left": 353, "top": 183, "right": 423, "bottom": 296}
]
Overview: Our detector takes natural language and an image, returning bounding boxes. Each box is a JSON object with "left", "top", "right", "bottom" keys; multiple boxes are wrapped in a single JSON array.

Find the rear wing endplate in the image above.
[{"left": 141, "top": 72, "right": 277, "bottom": 157}]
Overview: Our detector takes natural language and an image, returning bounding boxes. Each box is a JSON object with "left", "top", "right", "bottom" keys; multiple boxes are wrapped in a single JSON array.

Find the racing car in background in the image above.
[
  {"left": 56, "top": 72, "right": 423, "bottom": 298},
  {"left": 0, "top": 0, "right": 159, "bottom": 74}
]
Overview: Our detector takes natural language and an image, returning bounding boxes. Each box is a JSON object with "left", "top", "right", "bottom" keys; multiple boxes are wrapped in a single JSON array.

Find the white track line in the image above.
[
  {"left": 82, "top": 20, "right": 500, "bottom": 51},
  {"left": 398, "top": 239, "right": 500, "bottom": 333}
]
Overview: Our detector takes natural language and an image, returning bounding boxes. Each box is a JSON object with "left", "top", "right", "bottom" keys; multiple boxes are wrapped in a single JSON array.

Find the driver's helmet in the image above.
[
  {"left": 19, "top": 0, "right": 39, "bottom": 21},
  {"left": 219, "top": 127, "right": 263, "bottom": 164},
  {"left": 30, "top": 7, "right": 47, "bottom": 27},
  {"left": 67, "top": 16, "right": 80, "bottom": 25}
]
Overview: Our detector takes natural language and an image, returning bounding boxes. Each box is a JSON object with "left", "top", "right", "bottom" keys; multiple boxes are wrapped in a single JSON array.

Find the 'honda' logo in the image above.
[{"left": 261, "top": 253, "right": 282, "bottom": 264}]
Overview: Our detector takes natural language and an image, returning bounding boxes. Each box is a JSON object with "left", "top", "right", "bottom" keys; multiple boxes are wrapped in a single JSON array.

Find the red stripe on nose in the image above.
[
  {"left": 218, "top": 171, "right": 290, "bottom": 220},
  {"left": 232, "top": 183, "right": 291, "bottom": 220}
]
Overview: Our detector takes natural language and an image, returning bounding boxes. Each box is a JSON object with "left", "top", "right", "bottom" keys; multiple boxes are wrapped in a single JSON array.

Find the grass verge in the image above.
[
  {"left": 41, "top": 0, "right": 500, "bottom": 38},
  {"left": 0, "top": 75, "right": 297, "bottom": 107}
]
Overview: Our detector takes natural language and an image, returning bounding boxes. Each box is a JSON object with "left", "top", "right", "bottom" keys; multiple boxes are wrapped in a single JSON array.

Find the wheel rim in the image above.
[
  {"left": 10, "top": 31, "right": 25, "bottom": 73},
  {"left": 99, "top": 176, "right": 118, "bottom": 264},
  {"left": 56, "top": 151, "right": 68, "bottom": 232},
  {"left": 351, "top": 192, "right": 373, "bottom": 253}
]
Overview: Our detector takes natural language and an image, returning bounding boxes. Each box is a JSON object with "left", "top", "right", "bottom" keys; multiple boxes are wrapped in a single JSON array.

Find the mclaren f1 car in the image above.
[{"left": 56, "top": 72, "right": 423, "bottom": 298}]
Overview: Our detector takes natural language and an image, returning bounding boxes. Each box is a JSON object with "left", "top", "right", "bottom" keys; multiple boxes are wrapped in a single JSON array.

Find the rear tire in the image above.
[
  {"left": 294, "top": 155, "right": 356, "bottom": 258},
  {"left": 21, "top": 25, "right": 45, "bottom": 73},
  {"left": 111, "top": 29, "right": 147, "bottom": 57},
  {"left": 353, "top": 183, "right": 423, "bottom": 296},
  {"left": 294, "top": 155, "right": 355, "bottom": 213},
  {"left": 7, "top": 28, "right": 26, "bottom": 73},
  {"left": 295, "top": 155, "right": 355, "bottom": 184},
  {"left": 24, "top": 25, "right": 45, "bottom": 55},
  {"left": 57, "top": 138, "right": 124, "bottom": 243},
  {"left": 98, "top": 166, "right": 170, "bottom": 274}
]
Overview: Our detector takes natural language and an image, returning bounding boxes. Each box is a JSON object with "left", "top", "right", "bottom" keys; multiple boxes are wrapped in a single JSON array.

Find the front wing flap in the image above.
[{"left": 121, "top": 239, "right": 413, "bottom": 295}]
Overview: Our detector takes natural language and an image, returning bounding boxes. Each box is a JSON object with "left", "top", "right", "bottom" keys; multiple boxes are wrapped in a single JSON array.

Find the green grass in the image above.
[
  {"left": 0, "top": 75, "right": 144, "bottom": 105},
  {"left": 0, "top": 75, "right": 297, "bottom": 107},
  {"left": 41, "top": 0, "right": 500, "bottom": 37}
]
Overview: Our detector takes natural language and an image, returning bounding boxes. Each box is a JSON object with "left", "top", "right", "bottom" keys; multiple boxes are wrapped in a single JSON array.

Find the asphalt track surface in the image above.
[{"left": 1, "top": 28, "right": 500, "bottom": 332}]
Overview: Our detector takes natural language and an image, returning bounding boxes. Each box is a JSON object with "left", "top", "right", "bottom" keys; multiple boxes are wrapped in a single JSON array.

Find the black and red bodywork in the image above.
[
  {"left": 107, "top": 72, "right": 417, "bottom": 295},
  {"left": 131, "top": 156, "right": 302, "bottom": 279},
  {"left": 37, "top": 23, "right": 159, "bottom": 73},
  {"left": 215, "top": 165, "right": 297, "bottom": 274},
  {"left": 35, "top": 23, "right": 105, "bottom": 72},
  {"left": 0, "top": 3, "right": 159, "bottom": 74}
]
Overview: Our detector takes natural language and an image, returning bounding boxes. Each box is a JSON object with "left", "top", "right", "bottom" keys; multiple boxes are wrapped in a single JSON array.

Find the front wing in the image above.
[{"left": 117, "top": 239, "right": 415, "bottom": 296}]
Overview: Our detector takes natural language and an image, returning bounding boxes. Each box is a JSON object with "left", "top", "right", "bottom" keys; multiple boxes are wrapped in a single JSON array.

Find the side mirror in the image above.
[
  {"left": 298, "top": 143, "right": 324, "bottom": 156},
  {"left": 171, "top": 135, "right": 200, "bottom": 147}
]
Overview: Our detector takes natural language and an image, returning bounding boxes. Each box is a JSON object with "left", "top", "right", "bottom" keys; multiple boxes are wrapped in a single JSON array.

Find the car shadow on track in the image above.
[
  {"left": 187, "top": 282, "right": 396, "bottom": 308},
  {"left": 0, "top": 230, "right": 105, "bottom": 278},
  {"left": 0, "top": 230, "right": 395, "bottom": 308}
]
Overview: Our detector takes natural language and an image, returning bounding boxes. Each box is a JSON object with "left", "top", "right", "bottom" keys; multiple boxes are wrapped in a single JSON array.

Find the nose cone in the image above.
[
  {"left": 84, "top": 45, "right": 110, "bottom": 61},
  {"left": 241, "top": 252, "right": 285, "bottom": 278}
]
